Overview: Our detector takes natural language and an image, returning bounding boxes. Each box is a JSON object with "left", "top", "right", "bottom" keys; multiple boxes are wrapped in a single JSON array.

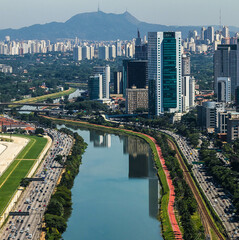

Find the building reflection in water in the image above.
[
  {"left": 89, "top": 132, "right": 159, "bottom": 219},
  {"left": 121, "top": 135, "right": 159, "bottom": 219},
  {"left": 89, "top": 130, "right": 111, "bottom": 148}
]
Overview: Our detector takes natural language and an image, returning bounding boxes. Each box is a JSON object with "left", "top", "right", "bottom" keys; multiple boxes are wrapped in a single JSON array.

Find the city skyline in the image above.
[{"left": 0, "top": 0, "right": 238, "bottom": 30}]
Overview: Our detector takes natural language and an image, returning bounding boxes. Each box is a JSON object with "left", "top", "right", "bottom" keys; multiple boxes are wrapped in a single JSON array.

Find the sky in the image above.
[{"left": 0, "top": 0, "right": 238, "bottom": 30}]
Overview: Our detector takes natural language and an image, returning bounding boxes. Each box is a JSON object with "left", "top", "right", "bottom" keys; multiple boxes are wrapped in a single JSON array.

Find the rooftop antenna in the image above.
[
  {"left": 98, "top": 1, "right": 100, "bottom": 12},
  {"left": 219, "top": 9, "right": 222, "bottom": 31}
]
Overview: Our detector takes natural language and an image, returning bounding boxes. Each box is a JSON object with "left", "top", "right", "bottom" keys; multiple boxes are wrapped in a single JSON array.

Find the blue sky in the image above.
[{"left": 0, "top": 0, "right": 237, "bottom": 29}]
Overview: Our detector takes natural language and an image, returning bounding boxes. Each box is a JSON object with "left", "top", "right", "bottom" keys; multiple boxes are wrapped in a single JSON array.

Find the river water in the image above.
[{"left": 60, "top": 126, "right": 163, "bottom": 240}]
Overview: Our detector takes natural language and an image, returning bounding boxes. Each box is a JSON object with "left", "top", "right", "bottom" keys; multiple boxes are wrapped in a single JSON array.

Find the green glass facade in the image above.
[
  {"left": 162, "top": 32, "right": 177, "bottom": 111},
  {"left": 88, "top": 76, "right": 100, "bottom": 100}
]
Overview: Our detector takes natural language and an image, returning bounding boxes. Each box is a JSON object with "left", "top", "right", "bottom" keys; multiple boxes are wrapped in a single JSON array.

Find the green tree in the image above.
[{"left": 46, "top": 199, "right": 64, "bottom": 217}]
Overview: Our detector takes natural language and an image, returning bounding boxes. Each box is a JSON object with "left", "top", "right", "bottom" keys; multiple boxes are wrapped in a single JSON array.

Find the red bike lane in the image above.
[{"left": 142, "top": 134, "right": 183, "bottom": 240}]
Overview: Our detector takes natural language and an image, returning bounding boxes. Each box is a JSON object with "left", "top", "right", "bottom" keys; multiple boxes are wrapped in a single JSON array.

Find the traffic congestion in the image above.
[
  {"left": 162, "top": 129, "right": 239, "bottom": 239},
  {"left": 0, "top": 129, "right": 73, "bottom": 240}
]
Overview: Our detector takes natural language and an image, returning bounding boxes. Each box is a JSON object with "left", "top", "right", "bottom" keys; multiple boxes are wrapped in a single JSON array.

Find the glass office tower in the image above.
[{"left": 148, "top": 32, "right": 182, "bottom": 116}]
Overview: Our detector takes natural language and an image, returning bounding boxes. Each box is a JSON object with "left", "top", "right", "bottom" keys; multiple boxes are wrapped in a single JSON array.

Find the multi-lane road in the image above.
[
  {"left": 162, "top": 129, "right": 239, "bottom": 239},
  {"left": 0, "top": 129, "right": 73, "bottom": 240}
]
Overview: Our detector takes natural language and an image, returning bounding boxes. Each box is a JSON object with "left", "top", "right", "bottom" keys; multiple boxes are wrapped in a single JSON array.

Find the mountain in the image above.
[{"left": 0, "top": 11, "right": 238, "bottom": 41}]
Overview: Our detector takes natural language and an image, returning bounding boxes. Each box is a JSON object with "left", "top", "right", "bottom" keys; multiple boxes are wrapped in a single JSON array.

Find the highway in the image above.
[
  {"left": 162, "top": 129, "right": 239, "bottom": 239},
  {"left": 0, "top": 129, "right": 73, "bottom": 240}
]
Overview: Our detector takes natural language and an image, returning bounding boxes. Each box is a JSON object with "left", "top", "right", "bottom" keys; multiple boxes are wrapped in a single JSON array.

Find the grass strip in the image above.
[
  {"left": 15, "top": 135, "right": 47, "bottom": 160},
  {"left": 13, "top": 87, "right": 75, "bottom": 104},
  {"left": 0, "top": 135, "right": 48, "bottom": 215},
  {"left": 0, "top": 160, "right": 35, "bottom": 214}
]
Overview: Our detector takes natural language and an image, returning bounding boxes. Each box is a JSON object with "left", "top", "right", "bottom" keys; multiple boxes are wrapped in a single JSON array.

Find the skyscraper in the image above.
[
  {"left": 182, "top": 55, "right": 190, "bottom": 76},
  {"left": 116, "top": 40, "right": 122, "bottom": 57},
  {"left": 88, "top": 74, "right": 103, "bottom": 100},
  {"left": 217, "top": 77, "right": 231, "bottom": 103},
  {"left": 222, "top": 26, "right": 230, "bottom": 38},
  {"left": 90, "top": 46, "right": 95, "bottom": 59},
  {"left": 214, "top": 40, "right": 239, "bottom": 96},
  {"left": 82, "top": 46, "right": 90, "bottom": 60},
  {"left": 109, "top": 45, "right": 116, "bottom": 59},
  {"left": 73, "top": 46, "right": 82, "bottom": 61},
  {"left": 148, "top": 32, "right": 182, "bottom": 116},
  {"left": 135, "top": 30, "right": 148, "bottom": 60},
  {"left": 182, "top": 76, "right": 195, "bottom": 112},
  {"left": 114, "top": 71, "right": 123, "bottom": 94},
  {"left": 93, "top": 65, "right": 110, "bottom": 99},
  {"left": 201, "top": 27, "right": 206, "bottom": 40},
  {"left": 98, "top": 46, "right": 109, "bottom": 60},
  {"left": 122, "top": 59, "right": 148, "bottom": 96},
  {"left": 205, "top": 26, "right": 215, "bottom": 44}
]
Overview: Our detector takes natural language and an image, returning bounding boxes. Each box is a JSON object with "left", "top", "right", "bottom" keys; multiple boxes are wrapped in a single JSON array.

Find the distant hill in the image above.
[{"left": 0, "top": 11, "right": 238, "bottom": 41}]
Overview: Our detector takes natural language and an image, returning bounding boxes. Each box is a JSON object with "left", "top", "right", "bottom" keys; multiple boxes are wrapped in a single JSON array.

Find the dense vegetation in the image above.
[
  {"left": 222, "top": 139, "right": 239, "bottom": 171},
  {"left": 44, "top": 128, "right": 87, "bottom": 240},
  {"left": 65, "top": 99, "right": 108, "bottom": 113},
  {"left": 154, "top": 133, "right": 204, "bottom": 240},
  {"left": 190, "top": 53, "right": 213, "bottom": 90},
  {"left": 175, "top": 111, "right": 200, "bottom": 147},
  {"left": 0, "top": 52, "right": 123, "bottom": 103}
]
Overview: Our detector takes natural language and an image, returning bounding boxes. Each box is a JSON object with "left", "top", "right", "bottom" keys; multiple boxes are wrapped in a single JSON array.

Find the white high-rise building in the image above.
[
  {"left": 207, "top": 26, "right": 214, "bottom": 43},
  {"left": 148, "top": 31, "right": 182, "bottom": 116},
  {"left": 223, "top": 26, "right": 230, "bottom": 38},
  {"left": 90, "top": 46, "right": 95, "bottom": 59},
  {"left": 73, "top": 46, "right": 82, "bottom": 61},
  {"left": 116, "top": 40, "right": 122, "bottom": 57},
  {"left": 189, "top": 76, "right": 195, "bottom": 108},
  {"left": 82, "top": 46, "right": 90, "bottom": 60},
  {"left": 201, "top": 27, "right": 206, "bottom": 40},
  {"left": 217, "top": 77, "right": 231, "bottom": 103},
  {"left": 182, "top": 76, "right": 195, "bottom": 112},
  {"left": 93, "top": 65, "right": 111, "bottom": 99},
  {"left": 98, "top": 46, "right": 109, "bottom": 60},
  {"left": 109, "top": 45, "right": 116, "bottom": 59}
]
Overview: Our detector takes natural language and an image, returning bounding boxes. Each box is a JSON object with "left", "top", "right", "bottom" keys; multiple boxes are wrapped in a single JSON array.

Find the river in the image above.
[{"left": 60, "top": 125, "right": 163, "bottom": 240}]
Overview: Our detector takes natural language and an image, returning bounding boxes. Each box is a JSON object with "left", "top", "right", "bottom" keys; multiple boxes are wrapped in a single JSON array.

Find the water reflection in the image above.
[
  {"left": 90, "top": 130, "right": 111, "bottom": 148},
  {"left": 90, "top": 130, "right": 159, "bottom": 219}
]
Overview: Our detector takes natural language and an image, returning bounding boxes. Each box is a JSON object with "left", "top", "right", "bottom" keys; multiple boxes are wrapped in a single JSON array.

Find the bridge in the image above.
[
  {"left": 4, "top": 108, "right": 63, "bottom": 113},
  {"left": 9, "top": 212, "right": 29, "bottom": 216},
  {"left": 105, "top": 113, "right": 148, "bottom": 119},
  {"left": 0, "top": 102, "right": 64, "bottom": 107},
  {"left": 23, "top": 177, "right": 45, "bottom": 182}
]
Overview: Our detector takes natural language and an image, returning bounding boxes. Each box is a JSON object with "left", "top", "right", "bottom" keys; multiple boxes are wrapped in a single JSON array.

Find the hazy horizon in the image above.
[{"left": 0, "top": 0, "right": 238, "bottom": 30}]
